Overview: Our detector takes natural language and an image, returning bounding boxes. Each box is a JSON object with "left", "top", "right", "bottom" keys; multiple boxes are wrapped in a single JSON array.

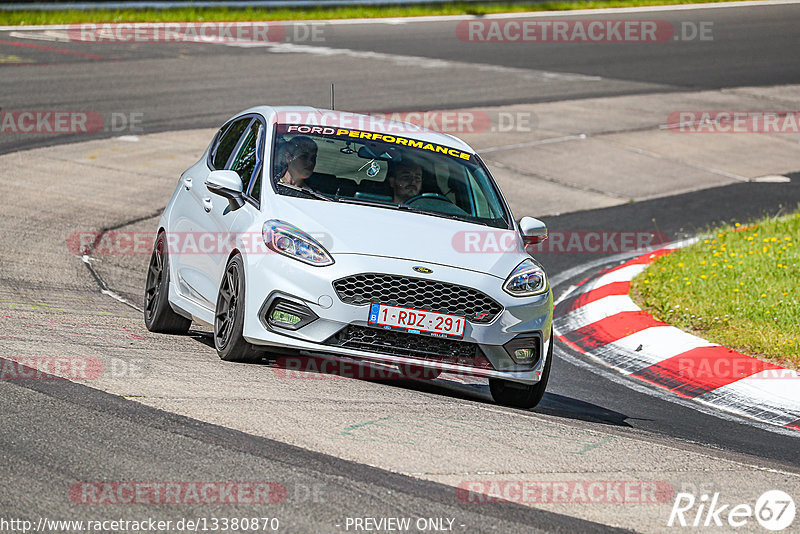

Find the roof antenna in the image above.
[{"left": 330, "top": 83, "right": 335, "bottom": 110}]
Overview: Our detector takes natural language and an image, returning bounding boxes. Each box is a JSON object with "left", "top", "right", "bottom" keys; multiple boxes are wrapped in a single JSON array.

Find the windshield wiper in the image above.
[
  {"left": 337, "top": 197, "right": 391, "bottom": 208},
  {"left": 399, "top": 205, "right": 508, "bottom": 228},
  {"left": 328, "top": 195, "right": 507, "bottom": 228},
  {"left": 399, "top": 205, "right": 469, "bottom": 221},
  {"left": 277, "top": 182, "right": 335, "bottom": 202}
]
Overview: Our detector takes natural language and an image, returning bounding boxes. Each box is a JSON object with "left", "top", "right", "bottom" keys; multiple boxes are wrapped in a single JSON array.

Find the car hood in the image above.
[{"left": 269, "top": 197, "right": 527, "bottom": 278}]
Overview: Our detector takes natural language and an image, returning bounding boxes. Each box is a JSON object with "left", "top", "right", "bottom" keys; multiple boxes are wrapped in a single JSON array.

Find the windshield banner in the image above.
[{"left": 277, "top": 124, "right": 473, "bottom": 161}]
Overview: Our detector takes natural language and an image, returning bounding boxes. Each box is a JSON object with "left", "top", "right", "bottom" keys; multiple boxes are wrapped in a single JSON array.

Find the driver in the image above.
[
  {"left": 277, "top": 136, "right": 318, "bottom": 188},
  {"left": 387, "top": 160, "right": 423, "bottom": 204}
]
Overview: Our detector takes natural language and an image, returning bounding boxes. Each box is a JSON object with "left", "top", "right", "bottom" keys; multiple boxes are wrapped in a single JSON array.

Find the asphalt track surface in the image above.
[
  {"left": 1, "top": 3, "right": 800, "bottom": 532},
  {"left": 1, "top": 2, "right": 800, "bottom": 154}
]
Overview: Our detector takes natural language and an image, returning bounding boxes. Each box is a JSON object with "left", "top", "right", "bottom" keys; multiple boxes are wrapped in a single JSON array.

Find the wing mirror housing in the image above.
[
  {"left": 206, "top": 170, "right": 245, "bottom": 211},
  {"left": 519, "top": 217, "right": 548, "bottom": 245}
]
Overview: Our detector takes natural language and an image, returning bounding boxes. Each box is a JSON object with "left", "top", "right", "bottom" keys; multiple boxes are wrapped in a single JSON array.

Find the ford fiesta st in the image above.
[{"left": 144, "top": 106, "right": 553, "bottom": 408}]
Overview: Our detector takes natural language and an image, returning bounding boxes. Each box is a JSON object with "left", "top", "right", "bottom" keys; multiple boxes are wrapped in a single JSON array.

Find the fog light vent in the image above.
[
  {"left": 271, "top": 309, "right": 301, "bottom": 326},
  {"left": 513, "top": 348, "right": 536, "bottom": 362},
  {"left": 503, "top": 335, "right": 542, "bottom": 366},
  {"left": 265, "top": 298, "right": 318, "bottom": 330}
]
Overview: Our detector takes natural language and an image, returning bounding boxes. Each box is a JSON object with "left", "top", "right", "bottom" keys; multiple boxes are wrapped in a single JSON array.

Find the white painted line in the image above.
[
  {"left": 323, "top": 0, "right": 800, "bottom": 22},
  {"left": 81, "top": 255, "right": 144, "bottom": 312},
  {"left": 29, "top": 22, "right": 600, "bottom": 85},
  {"left": 663, "top": 236, "right": 700, "bottom": 250},
  {"left": 215, "top": 41, "right": 602, "bottom": 83},
  {"left": 8, "top": 29, "right": 70, "bottom": 41},
  {"left": 754, "top": 174, "right": 792, "bottom": 183}
]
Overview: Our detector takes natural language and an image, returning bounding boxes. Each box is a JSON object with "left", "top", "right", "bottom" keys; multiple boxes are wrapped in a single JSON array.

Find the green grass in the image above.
[
  {"left": 0, "top": 0, "right": 749, "bottom": 26},
  {"left": 631, "top": 210, "right": 800, "bottom": 368}
]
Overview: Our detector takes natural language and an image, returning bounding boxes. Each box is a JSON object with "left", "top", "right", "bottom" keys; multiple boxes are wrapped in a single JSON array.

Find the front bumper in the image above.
[{"left": 241, "top": 252, "right": 553, "bottom": 384}]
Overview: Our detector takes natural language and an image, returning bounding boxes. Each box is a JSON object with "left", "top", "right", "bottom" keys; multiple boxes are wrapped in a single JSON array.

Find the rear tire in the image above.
[
  {"left": 144, "top": 232, "right": 191, "bottom": 334},
  {"left": 398, "top": 363, "right": 442, "bottom": 380},
  {"left": 489, "top": 330, "right": 552, "bottom": 409},
  {"left": 214, "top": 254, "right": 261, "bottom": 363}
]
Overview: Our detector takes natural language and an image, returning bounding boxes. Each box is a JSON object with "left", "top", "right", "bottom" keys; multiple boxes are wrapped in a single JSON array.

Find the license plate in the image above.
[{"left": 368, "top": 303, "right": 465, "bottom": 338}]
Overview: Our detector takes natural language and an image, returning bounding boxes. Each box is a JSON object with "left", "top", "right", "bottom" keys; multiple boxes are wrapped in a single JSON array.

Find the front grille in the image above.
[
  {"left": 327, "top": 325, "right": 494, "bottom": 369},
  {"left": 333, "top": 273, "right": 503, "bottom": 323}
]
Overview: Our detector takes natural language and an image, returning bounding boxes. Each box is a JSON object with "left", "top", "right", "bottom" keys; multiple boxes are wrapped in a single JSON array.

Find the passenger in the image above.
[
  {"left": 387, "top": 160, "right": 423, "bottom": 204},
  {"left": 277, "top": 136, "right": 318, "bottom": 188}
]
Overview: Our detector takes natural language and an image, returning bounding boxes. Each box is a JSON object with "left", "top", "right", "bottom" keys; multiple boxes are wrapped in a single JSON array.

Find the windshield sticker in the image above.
[
  {"left": 280, "top": 124, "right": 473, "bottom": 161},
  {"left": 366, "top": 161, "right": 381, "bottom": 177}
]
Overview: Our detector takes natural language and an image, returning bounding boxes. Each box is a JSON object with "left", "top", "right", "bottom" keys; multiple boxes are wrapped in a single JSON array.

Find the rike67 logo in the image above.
[{"left": 668, "top": 490, "right": 795, "bottom": 531}]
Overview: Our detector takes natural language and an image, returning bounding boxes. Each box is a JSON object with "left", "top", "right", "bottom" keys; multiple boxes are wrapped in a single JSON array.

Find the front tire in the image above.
[
  {"left": 214, "top": 254, "right": 260, "bottom": 362},
  {"left": 489, "top": 331, "right": 552, "bottom": 409},
  {"left": 144, "top": 232, "right": 191, "bottom": 334}
]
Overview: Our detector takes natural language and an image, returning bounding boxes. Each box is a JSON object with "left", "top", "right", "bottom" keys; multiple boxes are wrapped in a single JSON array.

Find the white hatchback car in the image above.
[{"left": 145, "top": 106, "right": 553, "bottom": 408}]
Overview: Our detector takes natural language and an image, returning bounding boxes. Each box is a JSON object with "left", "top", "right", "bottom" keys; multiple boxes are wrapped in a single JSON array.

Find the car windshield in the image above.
[{"left": 271, "top": 124, "right": 510, "bottom": 229}]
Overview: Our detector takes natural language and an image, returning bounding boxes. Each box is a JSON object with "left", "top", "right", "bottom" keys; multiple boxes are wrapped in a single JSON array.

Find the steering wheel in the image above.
[{"left": 402, "top": 193, "right": 453, "bottom": 206}]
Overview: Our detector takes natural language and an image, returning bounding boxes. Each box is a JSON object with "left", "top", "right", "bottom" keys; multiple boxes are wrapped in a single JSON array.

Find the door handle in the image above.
[
  {"left": 183, "top": 176, "right": 192, "bottom": 190},
  {"left": 202, "top": 197, "right": 213, "bottom": 212}
]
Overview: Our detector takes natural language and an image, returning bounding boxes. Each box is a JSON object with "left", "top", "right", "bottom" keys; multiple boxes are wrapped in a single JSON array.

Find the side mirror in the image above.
[
  {"left": 519, "top": 217, "right": 548, "bottom": 245},
  {"left": 206, "top": 170, "right": 245, "bottom": 211}
]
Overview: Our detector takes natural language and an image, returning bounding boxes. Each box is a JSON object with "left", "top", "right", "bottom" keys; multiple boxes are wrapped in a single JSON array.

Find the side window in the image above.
[
  {"left": 209, "top": 118, "right": 251, "bottom": 170},
  {"left": 229, "top": 120, "right": 264, "bottom": 198}
]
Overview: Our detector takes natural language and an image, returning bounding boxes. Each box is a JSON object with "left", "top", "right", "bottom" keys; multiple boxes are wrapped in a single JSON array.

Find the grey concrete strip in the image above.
[
  {"left": 2, "top": 87, "right": 800, "bottom": 532},
  {"left": 455, "top": 85, "right": 800, "bottom": 216}
]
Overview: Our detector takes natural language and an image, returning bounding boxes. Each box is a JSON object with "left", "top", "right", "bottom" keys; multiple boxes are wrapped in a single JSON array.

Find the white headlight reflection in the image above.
[
  {"left": 263, "top": 220, "right": 334, "bottom": 266},
  {"left": 503, "top": 259, "right": 548, "bottom": 297}
]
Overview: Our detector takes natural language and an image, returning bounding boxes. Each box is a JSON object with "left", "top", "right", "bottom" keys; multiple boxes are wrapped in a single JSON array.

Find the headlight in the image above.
[
  {"left": 503, "top": 259, "right": 548, "bottom": 297},
  {"left": 262, "top": 220, "right": 334, "bottom": 266}
]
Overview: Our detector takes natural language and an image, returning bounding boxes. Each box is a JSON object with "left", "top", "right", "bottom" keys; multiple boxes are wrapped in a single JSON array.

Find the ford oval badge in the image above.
[{"left": 412, "top": 266, "right": 433, "bottom": 274}]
